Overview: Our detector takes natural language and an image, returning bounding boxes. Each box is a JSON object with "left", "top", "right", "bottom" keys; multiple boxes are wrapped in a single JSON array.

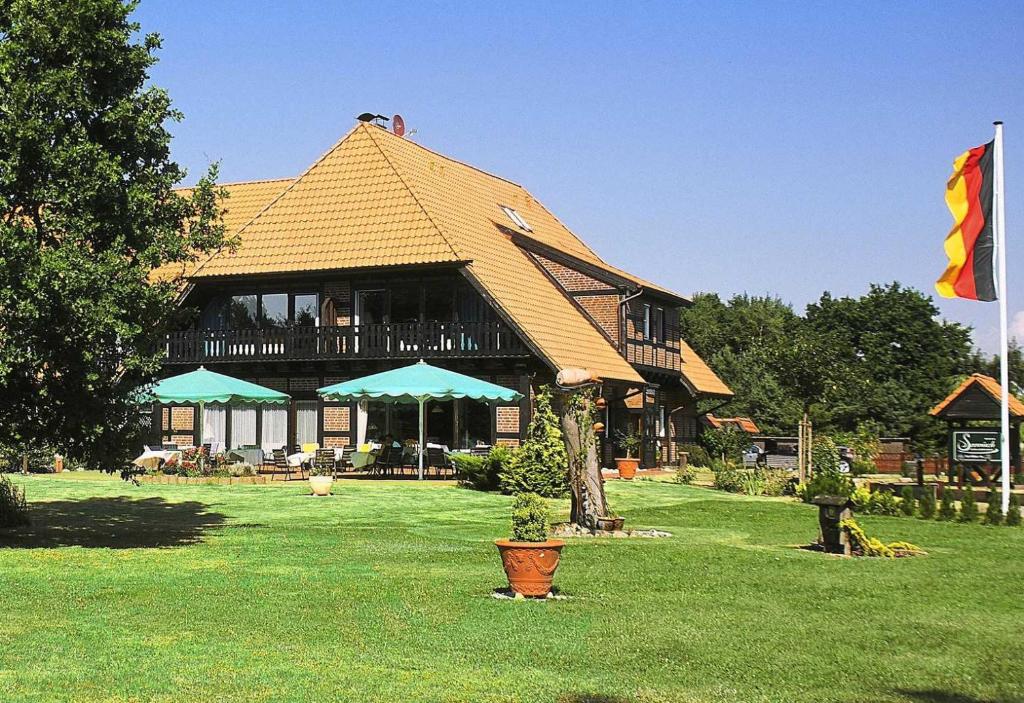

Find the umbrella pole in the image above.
[
  {"left": 197, "top": 401, "right": 205, "bottom": 469},
  {"left": 418, "top": 397, "right": 425, "bottom": 480}
]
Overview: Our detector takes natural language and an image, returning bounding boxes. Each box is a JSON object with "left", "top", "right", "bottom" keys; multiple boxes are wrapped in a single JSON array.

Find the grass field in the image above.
[{"left": 0, "top": 473, "right": 1021, "bottom": 703}]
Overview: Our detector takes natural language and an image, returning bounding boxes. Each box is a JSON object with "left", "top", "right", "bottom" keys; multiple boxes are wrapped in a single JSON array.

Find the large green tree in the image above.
[{"left": 0, "top": 0, "right": 228, "bottom": 467}]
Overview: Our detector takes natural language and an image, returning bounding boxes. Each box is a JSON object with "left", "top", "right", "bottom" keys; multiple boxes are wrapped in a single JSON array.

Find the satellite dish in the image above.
[{"left": 392, "top": 114, "right": 406, "bottom": 137}]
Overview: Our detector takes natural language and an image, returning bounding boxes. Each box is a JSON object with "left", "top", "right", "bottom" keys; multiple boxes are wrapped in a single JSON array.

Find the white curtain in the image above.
[
  {"left": 231, "top": 407, "right": 257, "bottom": 449},
  {"left": 261, "top": 407, "right": 288, "bottom": 453},
  {"left": 296, "top": 401, "right": 318, "bottom": 447},
  {"left": 356, "top": 399, "right": 368, "bottom": 447},
  {"left": 203, "top": 405, "right": 227, "bottom": 445}
]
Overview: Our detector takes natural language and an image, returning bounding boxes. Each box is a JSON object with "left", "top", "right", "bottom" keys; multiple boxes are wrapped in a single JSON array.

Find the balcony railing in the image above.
[{"left": 164, "top": 322, "right": 530, "bottom": 363}]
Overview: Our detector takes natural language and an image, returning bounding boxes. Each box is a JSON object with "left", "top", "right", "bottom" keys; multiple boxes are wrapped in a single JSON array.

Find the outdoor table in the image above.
[
  {"left": 132, "top": 449, "right": 180, "bottom": 471},
  {"left": 228, "top": 448, "right": 264, "bottom": 466},
  {"left": 287, "top": 451, "right": 315, "bottom": 468}
]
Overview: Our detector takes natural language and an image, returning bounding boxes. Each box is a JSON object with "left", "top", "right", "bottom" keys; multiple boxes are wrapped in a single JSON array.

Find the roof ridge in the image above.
[
  {"left": 191, "top": 124, "right": 365, "bottom": 278},
  {"left": 369, "top": 124, "right": 523, "bottom": 188},
  {"left": 362, "top": 124, "right": 466, "bottom": 262}
]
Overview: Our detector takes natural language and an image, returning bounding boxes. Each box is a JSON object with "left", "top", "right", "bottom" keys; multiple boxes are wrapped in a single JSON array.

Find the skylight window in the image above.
[{"left": 500, "top": 205, "right": 532, "bottom": 232}]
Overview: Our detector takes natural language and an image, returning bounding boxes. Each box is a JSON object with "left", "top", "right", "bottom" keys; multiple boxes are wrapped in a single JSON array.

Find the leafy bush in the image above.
[
  {"left": 869, "top": 490, "right": 901, "bottom": 516},
  {"left": 811, "top": 436, "right": 841, "bottom": 475},
  {"left": 0, "top": 475, "right": 30, "bottom": 528},
  {"left": 673, "top": 465, "right": 695, "bottom": 485},
  {"left": 510, "top": 492, "right": 549, "bottom": 542},
  {"left": 711, "top": 460, "right": 746, "bottom": 493},
  {"left": 760, "top": 469, "right": 793, "bottom": 496},
  {"left": 740, "top": 473, "right": 765, "bottom": 496},
  {"left": 0, "top": 443, "right": 56, "bottom": 473},
  {"left": 984, "top": 490, "right": 1003, "bottom": 526},
  {"left": 451, "top": 454, "right": 487, "bottom": 487},
  {"left": 1015, "top": 472, "right": 1024, "bottom": 487},
  {"left": 937, "top": 488, "right": 956, "bottom": 521},
  {"left": 499, "top": 387, "right": 568, "bottom": 497},
  {"left": 851, "top": 486, "right": 872, "bottom": 513},
  {"left": 702, "top": 426, "right": 746, "bottom": 462},
  {"left": 679, "top": 443, "right": 710, "bottom": 468},
  {"left": 918, "top": 489, "right": 936, "bottom": 520},
  {"left": 229, "top": 463, "right": 255, "bottom": 478},
  {"left": 850, "top": 459, "right": 876, "bottom": 477},
  {"left": 899, "top": 487, "right": 916, "bottom": 516},
  {"left": 958, "top": 486, "right": 978, "bottom": 523},
  {"left": 1006, "top": 494, "right": 1022, "bottom": 526}
]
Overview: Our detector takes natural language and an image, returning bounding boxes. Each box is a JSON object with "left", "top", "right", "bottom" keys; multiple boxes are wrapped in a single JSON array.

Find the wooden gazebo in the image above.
[{"left": 929, "top": 374, "right": 1023, "bottom": 485}]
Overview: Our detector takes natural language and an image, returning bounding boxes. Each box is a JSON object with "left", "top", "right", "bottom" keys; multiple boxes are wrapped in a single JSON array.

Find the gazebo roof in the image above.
[{"left": 929, "top": 374, "right": 1024, "bottom": 420}]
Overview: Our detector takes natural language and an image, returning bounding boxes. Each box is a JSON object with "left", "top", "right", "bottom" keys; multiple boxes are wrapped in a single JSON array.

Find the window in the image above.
[
  {"left": 231, "top": 407, "right": 257, "bottom": 449},
  {"left": 293, "top": 294, "right": 318, "bottom": 326},
  {"left": 261, "top": 293, "right": 288, "bottom": 328},
  {"left": 355, "top": 290, "right": 387, "bottom": 325},
  {"left": 390, "top": 286, "right": 420, "bottom": 323},
  {"left": 230, "top": 295, "right": 257, "bottom": 328},
  {"left": 500, "top": 205, "right": 532, "bottom": 232},
  {"left": 202, "top": 406, "right": 227, "bottom": 445},
  {"left": 642, "top": 304, "right": 652, "bottom": 340},
  {"left": 260, "top": 407, "right": 288, "bottom": 453},
  {"left": 296, "top": 401, "right": 318, "bottom": 446}
]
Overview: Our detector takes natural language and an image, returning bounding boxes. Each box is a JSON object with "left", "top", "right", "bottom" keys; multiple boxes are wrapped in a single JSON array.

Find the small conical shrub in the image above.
[
  {"left": 938, "top": 488, "right": 956, "bottom": 521},
  {"left": 984, "top": 489, "right": 1004, "bottom": 525},
  {"left": 918, "top": 489, "right": 936, "bottom": 520},
  {"left": 959, "top": 485, "right": 978, "bottom": 523},
  {"left": 899, "top": 487, "right": 916, "bottom": 516},
  {"left": 1006, "top": 494, "right": 1022, "bottom": 526}
]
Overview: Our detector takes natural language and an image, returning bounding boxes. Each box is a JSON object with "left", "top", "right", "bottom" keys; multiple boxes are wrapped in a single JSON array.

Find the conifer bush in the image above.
[
  {"left": 937, "top": 488, "right": 956, "bottom": 521},
  {"left": 899, "top": 486, "right": 916, "bottom": 516},
  {"left": 1006, "top": 494, "right": 1022, "bottom": 526},
  {"left": 0, "top": 476, "right": 30, "bottom": 528},
  {"left": 958, "top": 486, "right": 978, "bottom": 523},
  {"left": 498, "top": 387, "right": 568, "bottom": 497},
  {"left": 918, "top": 489, "right": 936, "bottom": 520},
  {"left": 984, "top": 490, "right": 1003, "bottom": 526}
]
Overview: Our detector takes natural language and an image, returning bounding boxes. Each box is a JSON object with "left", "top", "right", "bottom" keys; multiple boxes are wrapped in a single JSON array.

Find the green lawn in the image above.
[{"left": 1, "top": 474, "right": 1021, "bottom": 703}]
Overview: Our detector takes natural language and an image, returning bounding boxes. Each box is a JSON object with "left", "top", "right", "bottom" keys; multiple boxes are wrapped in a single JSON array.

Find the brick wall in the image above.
[
  {"left": 323, "top": 406, "right": 350, "bottom": 433},
  {"left": 289, "top": 377, "right": 318, "bottom": 392},
  {"left": 322, "top": 435, "right": 350, "bottom": 449},
  {"left": 533, "top": 254, "right": 607, "bottom": 292},
  {"left": 576, "top": 294, "right": 620, "bottom": 343},
  {"left": 258, "top": 377, "right": 289, "bottom": 392},
  {"left": 496, "top": 406, "right": 520, "bottom": 435},
  {"left": 171, "top": 406, "right": 194, "bottom": 431},
  {"left": 496, "top": 438, "right": 521, "bottom": 448}
]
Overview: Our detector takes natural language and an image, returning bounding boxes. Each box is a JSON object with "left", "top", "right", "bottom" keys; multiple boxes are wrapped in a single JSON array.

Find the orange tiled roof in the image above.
[
  {"left": 149, "top": 178, "right": 293, "bottom": 283},
  {"left": 704, "top": 414, "right": 759, "bottom": 433},
  {"left": 680, "top": 341, "right": 733, "bottom": 397},
  {"left": 929, "top": 373, "right": 1024, "bottom": 418},
  {"left": 191, "top": 123, "right": 644, "bottom": 382}
]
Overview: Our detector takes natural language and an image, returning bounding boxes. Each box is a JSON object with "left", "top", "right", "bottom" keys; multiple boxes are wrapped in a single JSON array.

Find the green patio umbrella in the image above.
[
  {"left": 144, "top": 366, "right": 290, "bottom": 448},
  {"left": 317, "top": 360, "right": 523, "bottom": 479}
]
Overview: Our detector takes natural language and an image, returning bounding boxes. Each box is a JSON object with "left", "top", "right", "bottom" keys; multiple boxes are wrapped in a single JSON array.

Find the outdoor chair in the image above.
[
  {"left": 426, "top": 446, "right": 452, "bottom": 478},
  {"left": 272, "top": 448, "right": 293, "bottom": 481},
  {"left": 339, "top": 446, "right": 355, "bottom": 470},
  {"left": 314, "top": 448, "right": 336, "bottom": 478},
  {"left": 385, "top": 446, "right": 405, "bottom": 476}
]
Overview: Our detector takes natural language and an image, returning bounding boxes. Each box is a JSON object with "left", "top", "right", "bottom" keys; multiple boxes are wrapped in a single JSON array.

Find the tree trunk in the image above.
[{"left": 561, "top": 399, "right": 608, "bottom": 529}]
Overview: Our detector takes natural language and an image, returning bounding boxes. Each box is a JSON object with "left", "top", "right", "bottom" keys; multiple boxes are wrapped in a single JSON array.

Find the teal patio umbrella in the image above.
[
  {"left": 144, "top": 366, "right": 290, "bottom": 448},
  {"left": 318, "top": 360, "right": 523, "bottom": 479}
]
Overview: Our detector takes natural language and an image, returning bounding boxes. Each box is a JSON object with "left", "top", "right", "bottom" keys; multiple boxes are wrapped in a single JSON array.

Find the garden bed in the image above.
[{"left": 137, "top": 474, "right": 271, "bottom": 486}]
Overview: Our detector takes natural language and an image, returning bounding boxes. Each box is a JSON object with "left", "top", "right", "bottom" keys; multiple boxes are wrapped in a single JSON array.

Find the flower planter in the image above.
[
  {"left": 309, "top": 476, "right": 334, "bottom": 496},
  {"left": 495, "top": 539, "right": 565, "bottom": 597},
  {"left": 615, "top": 457, "right": 639, "bottom": 479},
  {"left": 595, "top": 516, "right": 624, "bottom": 532}
]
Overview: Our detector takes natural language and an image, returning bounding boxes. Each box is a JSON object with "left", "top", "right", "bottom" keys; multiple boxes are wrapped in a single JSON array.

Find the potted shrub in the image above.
[
  {"left": 613, "top": 429, "right": 641, "bottom": 479},
  {"left": 495, "top": 493, "right": 564, "bottom": 597},
  {"left": 309, "top": 463, "right": 334, "bottom": 497}
]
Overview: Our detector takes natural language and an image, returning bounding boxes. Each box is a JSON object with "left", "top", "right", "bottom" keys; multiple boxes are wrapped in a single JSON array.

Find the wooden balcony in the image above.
[{"left": 163, "top": 322, "right": 530, "bottom": 364}]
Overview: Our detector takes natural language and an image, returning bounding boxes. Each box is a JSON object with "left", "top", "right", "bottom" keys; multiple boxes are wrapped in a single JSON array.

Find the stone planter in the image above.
[
  {"left": 495, "top": 539, "right": 565, "bottom": 597},
  {"left": 595, "top": 516, "right": 624, "bottom": 532},
  {"left": 811, "top": 495, "right": 854, "bottom": 555},
  {"left": 309, "top": 475, "right": 334, "bottom": 496}
]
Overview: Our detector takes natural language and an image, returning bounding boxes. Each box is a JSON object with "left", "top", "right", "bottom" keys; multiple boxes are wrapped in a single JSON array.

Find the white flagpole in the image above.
[{"left": 993, "top": 121, "right": 1011, "bottom": 514}]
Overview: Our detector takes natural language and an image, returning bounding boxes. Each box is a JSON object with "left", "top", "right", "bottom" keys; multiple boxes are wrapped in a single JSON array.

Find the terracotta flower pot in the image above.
[
  {"left": 615, "top": 457, "right": 639, "bottom": 479},
  {"left": 309, "top": 475, "right": 334, "bottom": 496},
  {"left": 495, "top": 539, "right": 565, "bottom": 597}
]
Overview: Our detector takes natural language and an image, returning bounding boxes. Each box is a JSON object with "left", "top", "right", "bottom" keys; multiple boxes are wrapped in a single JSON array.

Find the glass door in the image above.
[{"left": 354, "top": 289, "right": 387, "bottom": 355}]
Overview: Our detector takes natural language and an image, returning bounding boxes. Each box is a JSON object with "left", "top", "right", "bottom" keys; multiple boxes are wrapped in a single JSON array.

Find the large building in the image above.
[{"left": 152, "top": 117, "right": 732, "bottom": 467}]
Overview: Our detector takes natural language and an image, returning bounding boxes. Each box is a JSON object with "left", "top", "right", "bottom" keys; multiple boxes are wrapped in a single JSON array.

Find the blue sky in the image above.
[{"left": 134, "top": 1, "right": 1024, "bottom": 352}]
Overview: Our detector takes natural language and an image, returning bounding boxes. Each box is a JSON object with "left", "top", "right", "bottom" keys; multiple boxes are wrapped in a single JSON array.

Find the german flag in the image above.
[{"left": 936, "top": 141, "right": 997, "bottom": 301}]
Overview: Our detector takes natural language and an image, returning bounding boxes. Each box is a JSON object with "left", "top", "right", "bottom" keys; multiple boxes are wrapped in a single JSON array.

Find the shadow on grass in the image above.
[
  {"left": 0, "top": 496, "right": 227, "bottom": 549},
  {"left": 896, "top": 690, "right": 1024, "bottom": 703}
]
